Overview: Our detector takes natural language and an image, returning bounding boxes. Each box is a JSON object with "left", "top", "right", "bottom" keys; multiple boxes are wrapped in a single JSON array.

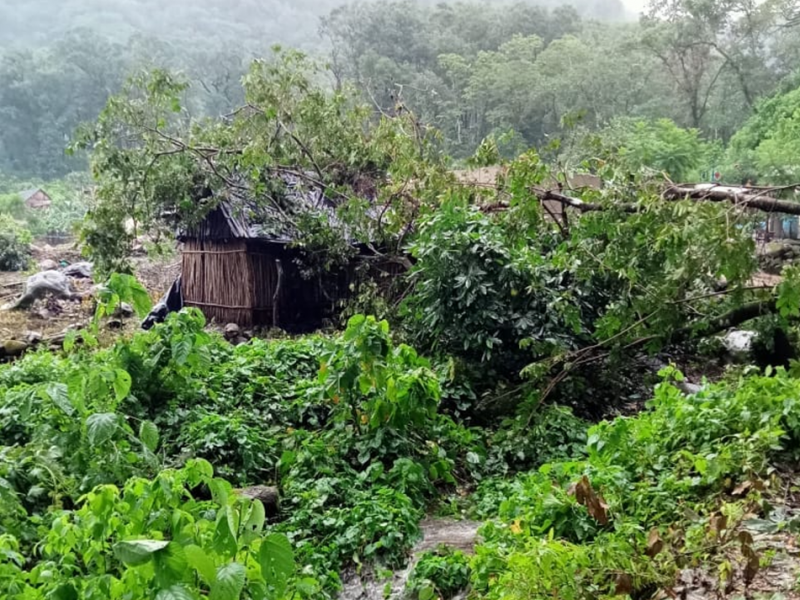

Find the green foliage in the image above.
[
  {"left": 94, "top": 272, "right": 153, "bottom": 323},
  {"left": 0, "top": 213, "right": 32, "bottom": 271},
  {"left": 0, "top": 311, "right": 484, "bottom": 597},
  {"left": 724, "top": 83, "right": 800, "bottom": 184},
  {"left": 576, "top": 118, "right": 720, "bottom": 181},
  {"left": 470, "top": 366, "right": 800, "bottom": 598},
  {"left": 407, "top": 546, "right": 471, "bottom": 600}
]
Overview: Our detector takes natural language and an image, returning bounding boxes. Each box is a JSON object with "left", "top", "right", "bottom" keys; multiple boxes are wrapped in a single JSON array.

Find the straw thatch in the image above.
[{"left": 178, "top": 175, "right": 379, "bottom": 330}]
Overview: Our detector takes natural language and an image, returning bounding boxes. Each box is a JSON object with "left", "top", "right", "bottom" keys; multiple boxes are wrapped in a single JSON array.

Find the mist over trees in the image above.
[{"left": 0, "top": 0, "right": 799, "bottom": 181}]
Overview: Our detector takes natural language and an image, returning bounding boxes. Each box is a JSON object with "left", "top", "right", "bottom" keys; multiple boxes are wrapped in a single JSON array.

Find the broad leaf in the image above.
[
  {"left": 86, "top": 412, "right": 118, "bottom": 445},
  {"left": 259, "top": 533, "right": 294, "bottom": 593},
  {"left": 154, "top": 542, "right": 188, "bottom": 588},
  {"left": 114, "top": 539, "right": 170, "bottom": 566},
  {"left": 139, "top": 420, "right": 160, "bottom": 452},
  {"left": 113, "top": 369, "right": 132, "bottom": 401},
  {"left": 185, "top": 544, "right": 217, "bottom": 586},
  {"left": 155, "top": 585, "right": 196, "bottom": 600},
  {"left": 40, "top": 383, "right": 73, "bottom": 416},
  {"left": 209, "top": 562, "right": 246, "bottom": 600}
]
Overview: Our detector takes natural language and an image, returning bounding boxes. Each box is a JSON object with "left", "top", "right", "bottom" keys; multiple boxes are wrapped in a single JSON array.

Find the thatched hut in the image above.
[{"left": 178, "top": 177, "right": 367, "bottom": 331}]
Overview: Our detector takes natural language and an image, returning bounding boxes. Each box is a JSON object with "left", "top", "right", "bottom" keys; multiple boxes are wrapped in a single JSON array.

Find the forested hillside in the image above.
[
  {"left": 1, "top": 0, "right": 798, "bottom": 182},
  {"left": 7, "top": 1, "right": 800, "bottom": 599}
]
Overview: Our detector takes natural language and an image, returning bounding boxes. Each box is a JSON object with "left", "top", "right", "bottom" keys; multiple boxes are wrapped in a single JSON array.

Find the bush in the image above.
[{"left": 0, "top": 214, "right": 32, "bottom": 271}]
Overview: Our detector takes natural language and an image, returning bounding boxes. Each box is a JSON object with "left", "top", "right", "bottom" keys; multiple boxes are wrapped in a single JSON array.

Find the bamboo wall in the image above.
[
  {"left": 182, "top": 239, "right": 406, "bottom": 330},
  {"left": 182, "top": 239, "right": 258, "bottom": 326}
]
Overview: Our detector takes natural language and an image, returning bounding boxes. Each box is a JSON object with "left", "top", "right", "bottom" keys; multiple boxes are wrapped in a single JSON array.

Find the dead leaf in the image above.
[
  {"left": 738, "top": 530, "right": 754, "bottom": 547},
  {"left": 646, "top": 528, "right": 665, "bottom": 558},
  {"left": 732, "top": 480, "right": 752, "bottom": 496},
  {"left": 742, "top": 545, "right": 759, "bottom": 585},
  {"left": 571, "top": 475, "right": 610, "bottom": 525},
  {"left": 709, "top": 513, "right": 728, "bottom": 538},
  {"left": 614, "top": 573, "right": 634, "bottom": 595}
]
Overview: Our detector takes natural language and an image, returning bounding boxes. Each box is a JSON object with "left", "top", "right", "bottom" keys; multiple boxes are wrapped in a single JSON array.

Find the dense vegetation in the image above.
[{"left": 4, "top": 0, "right": 800, "bottom": 598}]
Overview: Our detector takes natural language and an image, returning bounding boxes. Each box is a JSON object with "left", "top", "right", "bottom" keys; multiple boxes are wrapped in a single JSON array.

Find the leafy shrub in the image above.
[
  {"left": 407, "top": 546, "right": 471, "bottom": 600},
  {"left": 470, "top": 366, "right": 800, "bottom": 598},
  {"left": 0, "top": 311, "right": 484, "bottom": 597},
  {"left": 2, "top": 459, "right": 314, "bottom": 600},
  {"left": 0, "top": 213, "right": 32, "bottom": 271}
]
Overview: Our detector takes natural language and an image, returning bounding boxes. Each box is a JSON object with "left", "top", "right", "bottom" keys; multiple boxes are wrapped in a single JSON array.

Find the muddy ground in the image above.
[{"left": 0, "top": 242, "right": 180, "bottom": 347}]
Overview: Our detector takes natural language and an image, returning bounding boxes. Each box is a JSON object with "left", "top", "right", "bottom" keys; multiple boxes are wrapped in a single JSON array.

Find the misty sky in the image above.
[{"left": 622, "top": 0, "right": 647, "bottom": 14}]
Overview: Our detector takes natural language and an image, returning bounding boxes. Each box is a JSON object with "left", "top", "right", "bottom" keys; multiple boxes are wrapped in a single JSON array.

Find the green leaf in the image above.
[
  {"left": 40, "top": 383, "right": 73, "bottom": 416},
  {"left": 130, "top": 280, "right": 153, "bottom": 317},
  {"left": 185, "top": 544, "right": 217, "bottom": 586},
  {"left": 154, "top": 542, "right": 188, "bottom": 588},
  {"left": 139, "top": 420, "right": 160, "bottom": 452},
  {"left": 86, "top": 412, "right": 118, "bottom": 445},
  {"left": 243, "top": 499, "right": 266, "bottom": 535},
  {"left": 213, "top": 511, "right": 238, "bottom": 557},
  {"left": 155, "top": 585, "right": 196, "bottom": 600},
  {"left": 49, "top": 583, "right": 78, "bottom": 600},
  {"left": 113, "top": 369, "right": 132, "bottom": 401},
  {"left": 419, "top": 585, "right": 435, "bottom": 600},
  {"left": 63, "top": 329, "right": 78, "bottom": 353},
  {"left": 259, "top": 533, "right": 294, "bottom": 592},
  {"left": 209, "top": 562, "right": 246, "bottom": 600},
  {"left": 114, "top": 539, "right": 170, "bottom": 566}
]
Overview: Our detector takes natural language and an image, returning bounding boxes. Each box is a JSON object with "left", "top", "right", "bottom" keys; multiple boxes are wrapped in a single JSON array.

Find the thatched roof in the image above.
[{"left": 180, "top": 173, "right": 375, "bottom": 244}]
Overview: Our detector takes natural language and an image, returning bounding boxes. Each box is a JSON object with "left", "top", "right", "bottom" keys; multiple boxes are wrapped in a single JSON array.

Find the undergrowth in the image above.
[{"left": 1, "top": 310, "right": 800, "bottom": 599}]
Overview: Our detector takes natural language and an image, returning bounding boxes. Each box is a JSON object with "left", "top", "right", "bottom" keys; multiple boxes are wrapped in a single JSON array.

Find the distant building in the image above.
[{"left": 18, "top": 188, "right": 52, "bottom": 210}]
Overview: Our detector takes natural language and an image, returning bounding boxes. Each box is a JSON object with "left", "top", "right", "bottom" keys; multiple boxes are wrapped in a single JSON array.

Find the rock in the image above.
[
  {"left": 722, "top": 330, "right": 756, "bottom": 362},
  {"left": 8, "top": 270, "right": 74, "bottom": 310},
  {"left": 676, "top": 381, "right": 702, "bottom": 395},
  {"left": 63, "top": 262, "right": 93, "bottom": 279},
  {"left": 113, "top": 302, "right": 134, "bottom": 318},
  {"left": 38, "top": 259, "right": 58, "bottom": 271},
  {"left": 236, "top": 485, "right": 279, "bottom": 518},
  {"left": 3, "top": 340, "right": 29, "bottom": 356},
  {"left": 224, "top": 323, "right": 241, "bottom": 339},
  {"left": 24, "top": 331, "right": 43, "bottom": 345}
]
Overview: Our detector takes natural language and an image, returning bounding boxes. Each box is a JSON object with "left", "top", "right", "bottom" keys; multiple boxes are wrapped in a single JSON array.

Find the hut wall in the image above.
[
  {"left": 182, "top": 239, "right": 257, "bottom": 326},
  {"left": 248, "top": 243, "right": 282, "bottom": 328}
]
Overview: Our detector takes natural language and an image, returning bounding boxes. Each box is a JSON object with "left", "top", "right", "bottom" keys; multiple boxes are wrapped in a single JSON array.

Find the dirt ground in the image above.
[{"left": 0, "top": 243, "right": 181, "bottom": 345}]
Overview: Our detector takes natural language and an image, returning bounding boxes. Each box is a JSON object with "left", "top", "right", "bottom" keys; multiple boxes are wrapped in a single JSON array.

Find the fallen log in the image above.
[{"left": 533, "top": 183, "right": 800, "bottom": 216}]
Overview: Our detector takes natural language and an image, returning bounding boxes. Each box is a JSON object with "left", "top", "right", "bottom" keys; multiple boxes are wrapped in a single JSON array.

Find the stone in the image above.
[
  {"left": 38, "top": 259, "right": 58, "bottom": 271},
  {"left": 722, "top": 330, "right": 756, "bottom": 362},
  {"left": 8, "top": 270, "right": 74, "bottom": 310},
  {"left": 113, "top": 302, "right": 134, "bottom": 318},
  {"left": 235, "top": 485, "right": 279, "bottom": 518},
  {"left": 62, "top": 262, "right": 93, "bottom": 279},
  {"left": 24, "top": 331, "right": 43, "bottom": 345},
  {"left": 3, "top": 340, "right": 29, "bottom": 356},
  {"left": 224, "top": 323, "right": 241, "bottom": 339}
]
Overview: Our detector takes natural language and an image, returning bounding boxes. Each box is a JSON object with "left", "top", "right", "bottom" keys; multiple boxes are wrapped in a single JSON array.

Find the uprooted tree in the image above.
[{"left": 77, "top": 49, "right": 800, "bottom": 411}]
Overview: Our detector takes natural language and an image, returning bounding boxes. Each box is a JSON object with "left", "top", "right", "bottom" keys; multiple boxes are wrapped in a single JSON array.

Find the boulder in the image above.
[
  {"left": 24, "top": 331, "right": 43, "bottom": 345},
  {"left": 722, "top": 330, "right": 756, "bottom": 362},
  {"left": 6, "top": 271, "right": 74, "bottom": 310},
  {"left": 63, "top": 262, "right": 93, "bottom": 279},
  {"left": 236, "top": 485, "right": 280, "bottom": 518},
  {"left": 3, "top": 340, "right": 29, "bottom": 356},
  {"left": 38, "top": 259, "right": 58, "bottom": 271},
  {"left": 113, "top": 302, "right": 135, "bottom": 318}
]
